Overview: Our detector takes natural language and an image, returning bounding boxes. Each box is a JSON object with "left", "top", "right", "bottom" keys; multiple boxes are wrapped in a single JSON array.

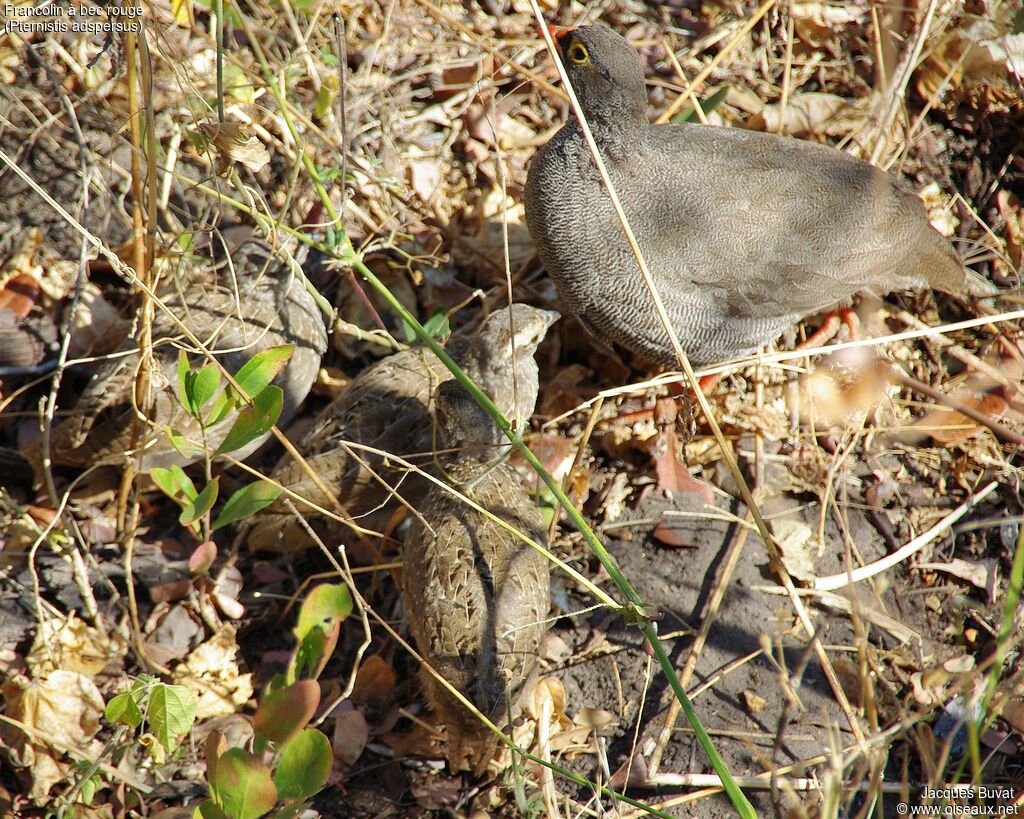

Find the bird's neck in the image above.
[{"left": 566, "top": 112, "right": 646, "bottom": 162}]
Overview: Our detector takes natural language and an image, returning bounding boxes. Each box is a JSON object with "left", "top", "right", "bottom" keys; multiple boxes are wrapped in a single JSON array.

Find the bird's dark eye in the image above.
[{"left": 566, "top": 40, "right": 589, "bottom": 65}]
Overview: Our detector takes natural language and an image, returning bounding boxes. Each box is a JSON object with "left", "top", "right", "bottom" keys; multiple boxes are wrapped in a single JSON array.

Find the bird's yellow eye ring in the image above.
[{"left": 566, "top": 40, "right": 589, "bottom": 65}]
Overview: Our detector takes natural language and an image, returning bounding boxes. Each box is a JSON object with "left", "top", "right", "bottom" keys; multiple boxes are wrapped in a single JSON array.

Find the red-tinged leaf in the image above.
[
  {"left": 232, "top": 345, "right": 294, "bottom": 400},
  {"left": 295, "top": 584, "right": 353, "bottom": 642},
  {"left": 208, "top": 748, "right": 277, "bottom": 819},
  {"left": 206, "top": 729, "right": 228, "bottom": 786},
  {"left": 190, "top": 541, "right": 218, "bottom": 574},
  {"left": 253, "top": 680, "right": 321, "bottom": 746}
]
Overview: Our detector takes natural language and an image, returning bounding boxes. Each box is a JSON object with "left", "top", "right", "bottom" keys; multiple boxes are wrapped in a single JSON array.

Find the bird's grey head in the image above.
[
  {"left": 476, "top": 304, "right": 560, "bottom": 360},
  {"left": 553, "top": 26, "right": 648, "bottom": 131}
]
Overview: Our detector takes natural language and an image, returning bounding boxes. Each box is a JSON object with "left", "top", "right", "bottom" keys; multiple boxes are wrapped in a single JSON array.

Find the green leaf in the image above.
[
  {"left": 150, "top": 465, "right": 198, "bottom": 503},
  {"left": 422, "top": 309, "right": 450, "bottom": 340},
  {"left": 295, "top": 584, "right": 353, "bottom": 642},
  {"left": 273, "top": 729, "right": 332, "bottom": 801},
  {"left": 224, "top": 63, "right": 256, "bottom": 105},
  {"left": 208, "top": 748, "right": 277, "bottom": 819},
  {"left": 205, "top": 389, "right": 238, "bottom": 427},
  {"left": 180, "top": 477, "right": 219, "bottom": 527},
  {"left": 215, "top": 385, "right": 283, "bottom": 456},
  {"left": 197, "top": 800, "right": 231, "bottom": 819},
  {"left": 672, "top": 86, "right": 730, "bottom": 123},
  {"left": 148, "top": 684, "right": 197, "bottom": 755},
  {"left": 293, "top": 628, "right": 327, "bottom": 683},
  {"left": 319, "top": 45, "right": 339, "bottom": 68},
  {"left": 176, "top": 349, "right": 191, "bottom": 412},
  {"left": 314, "top": 77, "right": 338, "bottom": 120},
  {"left": 192, "top": 363, "right": 222, "bottom": 415},
  {"left": 253, "top": 680, "right": 321, "bottom": 746},
  {"left": 165, "top": 428, "right": 208, "bottom": 459},
  {"left": 213, "top": 481, "right": 283, "bottom": 531},
  {"left": 402, "top": 309, "right": 449, "bottom": 344},
  {"left": 232, "top": 345, "right": 294, "bottom": 400},
  {"left": 105, "top": 692, "right": 142, "bottom": 728},
  {"left": 1013, "top": 7, "right": 1024, "bottom": 34}
]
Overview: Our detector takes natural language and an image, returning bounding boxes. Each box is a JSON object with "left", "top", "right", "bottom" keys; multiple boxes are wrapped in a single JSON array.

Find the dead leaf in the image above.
[
  {"left": 512, "top": 432, "right": 574, "bottom": 481},
  {"left": 66, "top": 282, "right": 131, "bottom": 359},
  {"left": 742, "top": 689, "right": 768, "bottom": 715},
  {"left": 0, "top": 670, "right": 105, "bottom": 802},
  {"left": 574, "top": 707, "right": 615, "bottom": 730},
  {"left": 26, "top": 612, "right": 125, "bottom": 679},
  {"left": 749, "top": 93, "right": 868, "bottom": 138},
  {"left": 350, "top": 654, "right": 396, "bottom": 705},
  {"left": 651, "top": 426, "right": 714, "bottom": 503},
  {"left": 651, "top": 522, "right": 697, "bottom": 549},
  {"left": 775, "top": 517, "right": 821, "bottom": 582},
  {"left": 194, "top": 122, "right": 270, "bottom": 174},
  {"left": 995, "top": 190, "right": 1023, "bottom": 278},
  {"left": 916, "top": 558, "right": 996, "bottom": 600},
  {"left": 173, "top": 625, "right": 254, "bottom": 718},
  {"left": 409, "top": 159, "right": 442, "bottom": 202},
  {"left": 910, "top": 393, "right": 1008, "bottom": 445},
  {"left": 790, "top": 2, "right": 867, "bottom": 47},
  {"left": 332, "top": 707, "right": 369, "bottom": 766}
]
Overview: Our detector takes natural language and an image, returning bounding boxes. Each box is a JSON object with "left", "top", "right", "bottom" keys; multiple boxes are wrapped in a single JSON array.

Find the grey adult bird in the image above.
[
  {"left": 245, "top": 304, "right": 558, "bottom": 552},
  {"left": 525, "top": 25, "right": 968, "bottom": 370},
  {"left": 402, "top": 379, "right": 551, "bottom": 775},
  {"left": 25, "top": 240, "right": 327, "bottom": 474}
]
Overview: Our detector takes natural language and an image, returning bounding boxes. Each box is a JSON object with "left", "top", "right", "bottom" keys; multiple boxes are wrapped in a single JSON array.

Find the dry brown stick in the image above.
[
  {"left": 889, "top": 363, "right": 1024, "bottom": 446},
  {"left": 647, "top": 514, "right": 754, "bottom": 777}
]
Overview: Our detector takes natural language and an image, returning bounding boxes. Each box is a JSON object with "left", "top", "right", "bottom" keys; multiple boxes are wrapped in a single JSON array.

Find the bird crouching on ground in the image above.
[
  {"left": 22, "top": 239, "right": 327, "bottom": 476},
  {"left": 401, "top": 379, "right": 551, "bottom": 775},
  {"left": 245, "top": 304, "right": 558, "bottom": 552}
]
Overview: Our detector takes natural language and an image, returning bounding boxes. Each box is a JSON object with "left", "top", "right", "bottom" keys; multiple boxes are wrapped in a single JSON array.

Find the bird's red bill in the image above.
[{"left": 535, "top": 23, "right": 576, "bottom": 42}]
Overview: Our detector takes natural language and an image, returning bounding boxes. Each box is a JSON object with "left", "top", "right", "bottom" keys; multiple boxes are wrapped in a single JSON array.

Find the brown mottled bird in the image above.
[
  {"left": 402, "top": 379, "right": 551, "bottom": 775},
  {"left": 525, "top": 25, "right": 968, "bottom": 369},
  {"left": 25, "top": 240, "right": 327, "bottom": 473},
  {"left": 245, "top": 304, "right": 558, "bottom": 551}
]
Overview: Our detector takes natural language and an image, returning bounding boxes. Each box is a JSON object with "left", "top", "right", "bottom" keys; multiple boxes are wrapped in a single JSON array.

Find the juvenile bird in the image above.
[
  {"left": 525, "top": 25, "right": 968, "bottom": 369},
  {"left": 246, "top": 304, "right": 558, "bottom": 551},
  {"left": 25, "top": 240, "right": 327, "bottom": 473},
  {"left": 402, "top": 379, "right": 551, "bottom": 775}
]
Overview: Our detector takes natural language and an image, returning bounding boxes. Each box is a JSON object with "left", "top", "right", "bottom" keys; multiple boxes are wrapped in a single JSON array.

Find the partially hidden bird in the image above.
[
  {"left": 24, "top": 239, "right": 327, "bottom": 474},
  {"left": 525, "top": 25, "right": 969, "bottom": 370},
  {"left": 245, "top": 304, "right": 558, "bottom": 552},
  {"left": 402, "top": 378, "right": 551, "bottom": 775}
]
